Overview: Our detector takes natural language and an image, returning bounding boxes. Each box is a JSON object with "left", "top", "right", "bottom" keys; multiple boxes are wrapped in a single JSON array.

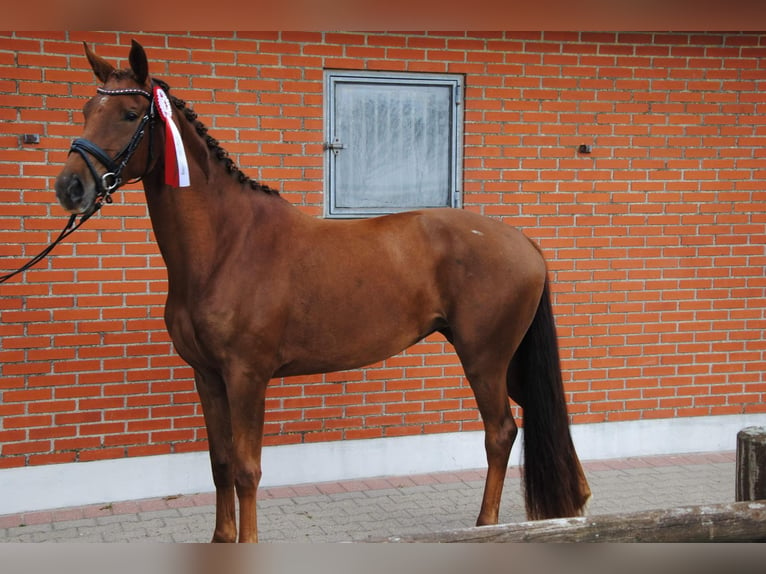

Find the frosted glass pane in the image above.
[{"left": 333, "top": 81, "right": 453, "bottom": 211}]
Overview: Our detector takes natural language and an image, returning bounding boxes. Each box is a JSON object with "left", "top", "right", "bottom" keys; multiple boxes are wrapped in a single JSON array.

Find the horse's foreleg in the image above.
[
  {"left": 195, "top": 371, "right": 237, "bottom": 543},
  {"left": 226, "top": 369, "right": 268, "bottom": 543}
]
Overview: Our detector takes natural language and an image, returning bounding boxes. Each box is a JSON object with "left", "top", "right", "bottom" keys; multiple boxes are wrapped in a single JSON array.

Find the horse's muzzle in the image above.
[{"left": 55, "top": 170, "right": 95, "bottom": 214}]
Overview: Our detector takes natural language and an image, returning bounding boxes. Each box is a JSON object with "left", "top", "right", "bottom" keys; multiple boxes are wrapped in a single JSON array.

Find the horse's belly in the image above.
[{"left": 274, "top": 309, "right": 441, "bottom": 378}]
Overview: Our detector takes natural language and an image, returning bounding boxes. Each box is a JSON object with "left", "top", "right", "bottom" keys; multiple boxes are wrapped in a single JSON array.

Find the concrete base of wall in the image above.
[{"left": 1, "top": 413, "right": 763, "bottom": 515}]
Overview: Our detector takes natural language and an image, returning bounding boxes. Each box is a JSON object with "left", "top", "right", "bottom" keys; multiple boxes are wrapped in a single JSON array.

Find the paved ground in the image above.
[{"left": 0, "top": 451, "right": 736, "bottom": 543}]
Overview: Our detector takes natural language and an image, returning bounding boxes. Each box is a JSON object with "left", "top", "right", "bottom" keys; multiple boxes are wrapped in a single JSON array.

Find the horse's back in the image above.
[
  {"left": 301, "top": 206, "right": 547, "bottom": 305},
  {"left": 323, "top": 207, "right": 540, "bottom": 262}
]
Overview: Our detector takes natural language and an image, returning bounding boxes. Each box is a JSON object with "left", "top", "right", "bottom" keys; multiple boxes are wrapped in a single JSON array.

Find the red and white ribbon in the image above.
[{"left": 153, "top": 85, "right": 190, "bottom": 188}]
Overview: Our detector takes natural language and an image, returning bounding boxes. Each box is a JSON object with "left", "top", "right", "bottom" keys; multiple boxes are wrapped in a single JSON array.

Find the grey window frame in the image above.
[{"left": 323, "top": 69, "right": 464, "bottom": 219}]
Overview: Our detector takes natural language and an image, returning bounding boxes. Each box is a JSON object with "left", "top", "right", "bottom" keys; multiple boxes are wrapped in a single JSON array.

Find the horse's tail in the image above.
[{"left": 510, "top": 276, "right": 591, "bottom": 520}]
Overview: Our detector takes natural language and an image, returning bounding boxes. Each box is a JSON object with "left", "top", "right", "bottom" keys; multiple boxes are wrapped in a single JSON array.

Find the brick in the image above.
[
  {"left": 1, "top": 31, "right": 765, "bottom": 465},
  {"left": 2, "top": 440, "right": 51, "bottom": 455}
]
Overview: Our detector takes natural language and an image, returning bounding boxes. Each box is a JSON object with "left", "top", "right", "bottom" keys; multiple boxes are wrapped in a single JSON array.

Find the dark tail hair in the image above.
[{"left": 511, "top": 277, "right": 590, "bottom": 520}]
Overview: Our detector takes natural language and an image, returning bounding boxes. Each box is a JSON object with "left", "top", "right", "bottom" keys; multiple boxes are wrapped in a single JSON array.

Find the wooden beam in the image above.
[
  {"left": 737, "top": 426, "right": 766, "bottom": 502},
  {"left": 382, "top": 501, "right": 766, "bottom": 543}
]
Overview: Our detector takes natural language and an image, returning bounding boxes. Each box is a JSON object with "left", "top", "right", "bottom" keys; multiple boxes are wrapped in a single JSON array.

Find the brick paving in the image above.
[{"left": 0, "top": 451, "right": 736, "bottom": 542}]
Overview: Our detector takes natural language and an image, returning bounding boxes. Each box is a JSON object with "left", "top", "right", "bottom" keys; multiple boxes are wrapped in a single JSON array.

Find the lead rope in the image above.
[
  {"left": 0, "top": 206, "right": 101, "bottom": 284},
  {"left": 1, "top": 84, "right": 158, "bottom": 285}
]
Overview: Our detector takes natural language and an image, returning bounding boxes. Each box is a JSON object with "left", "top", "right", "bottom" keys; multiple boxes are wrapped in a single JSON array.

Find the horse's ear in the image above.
[
  {"left": 83, "top": 42, "right": 115, "bottom": 84},
  {"left": 128, "top": 40, "right": 149, "bottom": 86}
]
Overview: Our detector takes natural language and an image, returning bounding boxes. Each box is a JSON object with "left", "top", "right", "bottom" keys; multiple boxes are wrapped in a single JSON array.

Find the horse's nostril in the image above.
[{"left": 67, "top": 173, "right": 84, "bottom": 203}]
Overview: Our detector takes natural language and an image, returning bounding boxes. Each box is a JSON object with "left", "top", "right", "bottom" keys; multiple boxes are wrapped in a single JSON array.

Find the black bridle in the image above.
[
  {"left": 70, "top": 85, "right": 157, "bottom": 206},
  {"left": 1, "top": 84, "right": 159, "bottom": 284}
]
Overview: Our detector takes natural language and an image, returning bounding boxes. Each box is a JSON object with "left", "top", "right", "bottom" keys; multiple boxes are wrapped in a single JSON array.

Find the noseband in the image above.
[{"left": 69, "top": 85, "right": 156, "bottom": 205}]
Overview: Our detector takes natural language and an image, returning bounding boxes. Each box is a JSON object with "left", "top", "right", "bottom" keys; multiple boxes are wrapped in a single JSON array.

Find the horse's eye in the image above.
[{"left": 125, "top": 111, "right": 139, "bottom": 121}]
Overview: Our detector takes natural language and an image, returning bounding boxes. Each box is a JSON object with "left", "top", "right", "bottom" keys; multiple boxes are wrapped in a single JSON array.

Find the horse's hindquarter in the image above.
[
  {"left": 274, "top": 209, "right": 546, "bottom": 377},
  {"left": 415, "top": 209, "right": 548, "bottom": 352}
]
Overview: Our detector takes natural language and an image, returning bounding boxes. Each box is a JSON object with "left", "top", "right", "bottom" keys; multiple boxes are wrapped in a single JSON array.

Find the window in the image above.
[{"left": 324, "top": 70, "right": 463, "bottom": 218}]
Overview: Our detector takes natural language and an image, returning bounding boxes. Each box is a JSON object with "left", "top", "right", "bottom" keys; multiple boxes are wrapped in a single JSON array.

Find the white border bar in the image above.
[{"left": 0, "top": 413, "right": 763, "bottom": 515}]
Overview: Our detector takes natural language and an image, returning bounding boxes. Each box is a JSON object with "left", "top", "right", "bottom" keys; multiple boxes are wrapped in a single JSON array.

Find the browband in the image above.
[{"left": 97, "top": 86, "right": 152, "bottom": 100}]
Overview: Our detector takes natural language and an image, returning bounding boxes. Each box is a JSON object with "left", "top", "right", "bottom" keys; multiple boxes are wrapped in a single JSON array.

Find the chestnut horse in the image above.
[{"left": 54, "top": 41, "right": 590, "bottom": 542}]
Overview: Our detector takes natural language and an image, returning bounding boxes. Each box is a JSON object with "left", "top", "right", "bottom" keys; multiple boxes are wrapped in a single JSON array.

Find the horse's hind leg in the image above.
[
  {"left": 460, "top": 357, "right": 518, "bottom": 526},
  {"left": 195, "top": 370, "right": 237, "bottom": 542}
]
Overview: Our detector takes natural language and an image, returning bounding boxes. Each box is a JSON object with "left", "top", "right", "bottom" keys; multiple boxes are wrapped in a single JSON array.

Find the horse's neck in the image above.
[{"left": 141, "top": 118, "right": 288, "bottom": 294}]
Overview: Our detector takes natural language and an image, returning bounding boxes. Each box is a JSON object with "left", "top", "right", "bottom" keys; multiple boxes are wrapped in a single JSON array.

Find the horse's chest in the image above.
[
  {"left": 164, "top": 302, "right": 234, "bottom": 366},
  {"left": 164, "top": 294, "right": 282, "bottom": 370}
]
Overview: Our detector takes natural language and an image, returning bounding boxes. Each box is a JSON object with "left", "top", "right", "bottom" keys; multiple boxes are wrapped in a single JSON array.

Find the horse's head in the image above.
[{"left": 55, "top": 40, "right": 157, "bottom": 215}]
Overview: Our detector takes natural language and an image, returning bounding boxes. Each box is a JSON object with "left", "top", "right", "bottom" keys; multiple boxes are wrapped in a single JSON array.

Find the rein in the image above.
[
  {"left": 0, "top": 85, "right": 158, "bottom": 284},
  {"left": 0, "top": 209, "right": 100, "bottom": 284}
]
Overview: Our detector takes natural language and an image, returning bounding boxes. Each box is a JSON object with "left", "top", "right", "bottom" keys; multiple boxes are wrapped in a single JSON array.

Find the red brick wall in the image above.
[{"left": 1, "top": 31, "right": 765, "bottom": 469}]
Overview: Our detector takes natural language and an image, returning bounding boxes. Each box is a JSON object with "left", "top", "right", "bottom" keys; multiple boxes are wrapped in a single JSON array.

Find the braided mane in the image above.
[{"left": 151, "top": 77, "right": 278, "bottom": 195}]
